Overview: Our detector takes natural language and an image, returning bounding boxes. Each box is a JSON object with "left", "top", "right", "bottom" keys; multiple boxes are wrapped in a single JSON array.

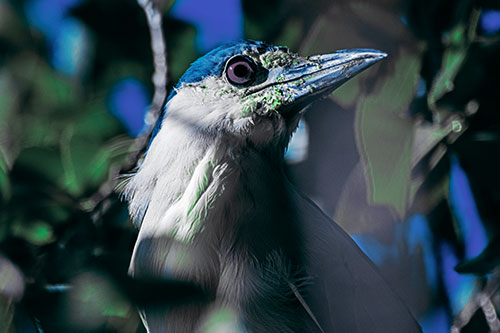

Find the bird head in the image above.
[
  {"left": 152, "top": 40, "right": 386, "bottom": 151},
  {"left": 125, "top": 40, "right": 386, "bottom": 227}
]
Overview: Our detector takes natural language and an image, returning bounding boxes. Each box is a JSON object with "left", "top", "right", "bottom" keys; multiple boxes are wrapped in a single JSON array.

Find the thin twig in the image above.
[
  {"left": 138, "top": 0, "right": 168, "bottom": 127},
  {"left": 451, "top": 268, "right": 500, "bottom": 332},
  {"left": 87, "top": 0, "right": 168, "bottom": 222}
]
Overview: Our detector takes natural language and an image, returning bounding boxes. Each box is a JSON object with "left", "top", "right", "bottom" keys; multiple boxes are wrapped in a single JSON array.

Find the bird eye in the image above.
[{"left": 225, "top": 56, "right": 256, "bottom": 86}]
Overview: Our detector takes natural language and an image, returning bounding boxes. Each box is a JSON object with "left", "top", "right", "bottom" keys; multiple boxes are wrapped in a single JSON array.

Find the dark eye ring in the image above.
[{"left": 225, "top": 56, "right": 256, "bottom": 86}]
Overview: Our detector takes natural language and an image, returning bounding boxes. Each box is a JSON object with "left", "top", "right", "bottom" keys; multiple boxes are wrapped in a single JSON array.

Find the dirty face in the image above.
[{"left": 159, "top": 41, "right": 386, "bottom": 147}]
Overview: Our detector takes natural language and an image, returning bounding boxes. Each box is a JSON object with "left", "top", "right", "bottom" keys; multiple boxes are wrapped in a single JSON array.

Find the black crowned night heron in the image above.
[{"left": 124, "top": 40, "right": 421, "bottom": 332}]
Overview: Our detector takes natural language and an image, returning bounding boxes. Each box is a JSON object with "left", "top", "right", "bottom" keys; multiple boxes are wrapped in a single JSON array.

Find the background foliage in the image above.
[{"left": 1, "top": 0, "right": 500, "bottom": 331}]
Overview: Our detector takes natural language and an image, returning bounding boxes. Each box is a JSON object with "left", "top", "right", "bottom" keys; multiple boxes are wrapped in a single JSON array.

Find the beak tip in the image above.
[
  {"left": 364, "top": 49, "right": 388, "bottom": 62},
  {"left": 378, "top": 52, "right": 388, "bottom": 60},
  {"left": 334, "top": 48, "right": 388, "bottom": 67},
  {"left": 357, "top": 50, "right": 387, "bottom": 69}
]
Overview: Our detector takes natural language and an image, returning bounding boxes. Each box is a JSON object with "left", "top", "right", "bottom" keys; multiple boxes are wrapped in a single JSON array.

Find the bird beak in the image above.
[{"left": 249, "top": 49, "right": 387, "bottom": 117}]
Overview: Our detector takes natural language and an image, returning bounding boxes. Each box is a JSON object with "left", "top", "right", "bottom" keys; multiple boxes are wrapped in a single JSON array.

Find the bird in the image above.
[{"left": 123, "top": 40, "right": 422, "bottom": 332}]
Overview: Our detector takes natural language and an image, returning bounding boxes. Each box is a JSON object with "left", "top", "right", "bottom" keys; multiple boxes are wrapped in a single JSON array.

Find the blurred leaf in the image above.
[
  {"left": 11, "top": 220, "right": 55, "bottom": 246},
  {"left": 23, "top": 114, "right": 72, "bottom": 148},
  {"left": 301, "top": 2, "right": 414, "bottom": 54},
  {"left": 455, "top": 234, "right": 500, "bottom": 275},
  {"left": 153, "top": 0, "right": 176, "bottom": 12},
  {"left": 428, "top": 26, "right": 468, "bottom": 111},
  {"left": 15, "top": 147, "right": 65, "bottom": 185},
  {"left": 0, "top": 149, "right": 10, "bottom": 201},
  {"left": 60, "top": 129, "right": 114, "bottom": 195},
  {"left": 167, "top": 23, "right": 198, "bottom": 81},
  {"left": 5, "top": 163, "right": 75, "bottom": 228},
  {"left": 73, "top": 103, "right": 123, "bottom": 141},
  {"left": 12, "top": 58, "right": 77, "bottom": 111},
  {"left": 72, "top": 0, "right": 153, "bottom": 66},
  {"left": 410, "top": 164, "right": 450, "bottom": 215},
  {"left": 300, "top": 1, "right": 418, "bottom": 109},
  {"left": 330, "top": 76, "right": 361, "bottom": 108},
  {"left": 0, "top": 296, "right": 15, "bottom": 333},
  {"left": 68, "top": 272, "right": 134, "bottom": 330},
  {"left": 0, "top": 68, "right": 18, "bottom": 168},
  {"left": 0, "top": 1, "right": 31, "bottom": 47},
  {"left": 356, "top": 48, "right": 421, "bottom": 216},
  {"left": 408, "top": 111, "right": 469, "bottom": 210},
  {"left": 99, "top": 60, "right": 150, "bottom": 92},
  {"left": 20, "top": 96, "right": 122, "bottom": 151},
  {"left": 7, "top": 55, "right": 85, "bottom": 149},
  {"left": 0, "top": 255, "right": 25, "bottom": 301},
  {"left": 0, "top": 70, "right": 13, "bottom": 120},
  {"left": 243, "top": 0, "right": 292, "bottom": 42},
  {"left": 428, "top": 10, "right": 480, "bottom": 112},
  {"left": 273, "top": 18, "right": 304, "bottom": 50}
]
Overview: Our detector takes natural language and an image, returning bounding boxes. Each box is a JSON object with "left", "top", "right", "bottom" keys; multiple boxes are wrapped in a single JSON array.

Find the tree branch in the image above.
[
  {"left": 87, "top": 0, "right": 168, "bottom": 222},
  {"left": 451, "top": 268, "right": 500, "bottom": 332}
]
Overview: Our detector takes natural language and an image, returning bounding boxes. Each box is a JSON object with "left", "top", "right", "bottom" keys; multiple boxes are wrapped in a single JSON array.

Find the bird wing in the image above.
[{"left": 292, "top": 187, "right": 422, "bottom": 332}]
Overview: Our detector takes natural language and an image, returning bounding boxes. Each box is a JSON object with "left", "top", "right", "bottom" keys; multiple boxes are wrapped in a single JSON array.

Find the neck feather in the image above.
[{"left": 125, "top": 117, "right": 299, "bottom": 255}]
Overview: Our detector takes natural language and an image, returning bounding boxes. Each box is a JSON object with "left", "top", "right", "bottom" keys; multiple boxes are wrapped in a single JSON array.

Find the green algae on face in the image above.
[
  {"left": 260, "top": 51, "right": 296, "bottom": 68},
  {"left": 235, "top": 48, "right": 322, "bottom": 118},
  {"left": 218, "top": 86, "right": 237, "bottom": 97},
  {"left": 240, "top": 85, "right": 294, "bottom": 117},
  {"left": 244, "top": 47, "right": 300, "bottom": 70},
  {"left": 241, "top": 100, "right": 259, "bottom": 117}
]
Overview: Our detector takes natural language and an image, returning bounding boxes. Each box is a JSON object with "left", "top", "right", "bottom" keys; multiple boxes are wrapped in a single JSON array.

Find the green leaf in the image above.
[
  {"left": 0, "top": 1, "right": 32, "bottom": 47},
  {"left": 15, "top": 147, "right": 65, "bottom": 185},
  {"left": 300, "top": 2, "right": 417, "bottom": 109},
  {"left": 60, "top": 129, "right": 112, "bottom": 195},
  {"left": 12, "top": 60, "right": 77, "bottom": 111},
  {"left": 69, "top": 272, "right": 133, "bottom": 329},
  {"left": 167, "top": 25, "right": 198, "bottom": 81},
  {"left": 356, "top": 48, "right": 421, "bottom": 217},
  {"left": 73, "top": 103, "right": 123, "bottom": 141},
  {"left": 0, "top": 294, "right": 15, "bottom": 332},
  {"left": 331, "top": 72, "right": 361, "bottom": 108},
  {"left": 0, "top": 149, "right": 10, "bottom": 201},
  {"left": 153, "top": 0, "right": 176, "bottom": 12},
  {"left": 427, "top": 10, "right": 480, "bottom": 111},
  {"left": 427, "top": 26, "right": 468, "bottom": 110},
  {"left": 273, "top": 18, "right": 303, "bottom": 51},
  {"left": 11, "top": 220, "right": 55, "bottom": 246},
  {"left": 300, "top": 2, "right": 411, "bottom": 55}
]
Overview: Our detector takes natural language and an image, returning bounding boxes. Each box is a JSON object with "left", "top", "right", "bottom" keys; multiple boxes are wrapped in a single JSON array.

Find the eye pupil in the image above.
[
  {"left": 226, "top": 56, "right": 256, "bottom": 86},
  {"left": 234, "top": 64, "right": 249, "bottom": 78}
]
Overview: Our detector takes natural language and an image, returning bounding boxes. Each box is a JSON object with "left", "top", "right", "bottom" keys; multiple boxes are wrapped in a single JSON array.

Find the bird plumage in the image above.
[{"left": 124, "top": 40, "right": 421, "bottom": 332}]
